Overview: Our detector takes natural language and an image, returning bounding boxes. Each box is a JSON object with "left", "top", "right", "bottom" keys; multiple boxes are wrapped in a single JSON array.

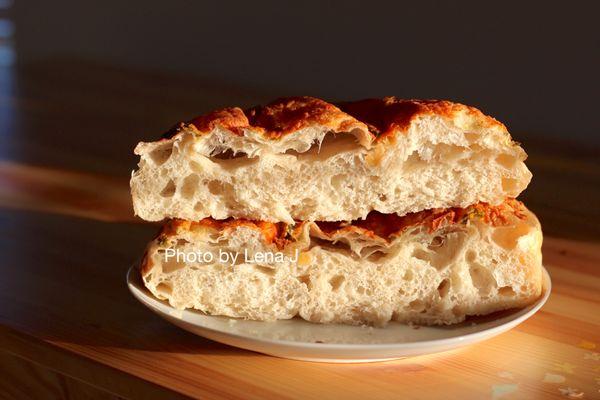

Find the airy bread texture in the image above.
[
  {"left": 140, "top": 200, "right": 543, "bottom": 326},
  {"left": 131, "top": 97, "right": 532, "bottom": 223}
]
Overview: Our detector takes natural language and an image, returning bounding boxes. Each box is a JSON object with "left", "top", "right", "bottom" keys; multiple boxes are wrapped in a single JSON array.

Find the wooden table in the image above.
[{"left": 1, "top": 60, "right": 599, "bottom": 399}]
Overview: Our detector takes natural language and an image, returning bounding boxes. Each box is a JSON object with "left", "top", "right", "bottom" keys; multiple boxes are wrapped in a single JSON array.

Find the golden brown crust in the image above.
[
  {"left": 139, "top": 200, "right": 527, "bottom": 275},
  {"left": 189, "top": 107, "right": 249, "bottom": 135},
  {"left": 245, "top": 97, "right": 362, "bottom": 139},
  {"left": 153, "top": 218, "right": 307, "bottom": 251},
  {"left": 150, "top": 200, "right": 526, "bottom": 248},
  {"left": 315, "top": 199, "right": 526, "bottom": 240},
  {"left": 162, "top": 96, "right": 504, "bottom": 141},
  {"left": 184, "top": 96, "right": 368, "bottom": 139},
  {"left": 337, "top": 97, "right": 505, "bottom": 139}
]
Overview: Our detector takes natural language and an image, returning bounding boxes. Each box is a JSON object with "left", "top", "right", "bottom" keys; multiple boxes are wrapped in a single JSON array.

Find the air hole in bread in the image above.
[
  {"left": 149, "top": 146, "right": 173, "bottom": 166},
  {"left": 291, "top": 198, "right": 318, "bottom": 216},
  {"left": 408, "top": 299, "right": 425, "bottom": 312},
  {"left": 412, "top": 248, "right": 431, "bottom": 263},
  {"left": 437, "top": 279, "right": 451, "bottom": 299},
  {"left": 464, "top": 132, "right": 478, "bottom": 143},
  {"left": 293, "top": 133, "right": 359, "bottom": 158},
  {"left": 253, "top": 265, "right": 275, "bottom": 276},
  {"left": 520, "top": 284, "right": 528, "bottom": 292},
  {"left": 330, "top": 174, "right": 346, "bottom": 189},
  {"left": 302, "top": 198, "right": 317, "bottom": 209},
  {"left": 498, "top": 286, "right": 516, "bottom": 296},
  {"left": 368, "top": 175, "right": 380, "bottom": 185},
  {"left": 156, "top": 282, "right": 173, "bottom": 296},
  {"left": 250, "top": 277, "right": 261, "bottom": 287},
  {"left": 501, "top": 178, "right": 519, "bottom": 194},
  {"left": 496, "top": 154, "right": 517, "bottom": 169},
  {"left": 425, "top": 180, "right": 436, "bottom": 190},
  {"left": 432, "top": 143, "right": 466, "bottom": 162},
  {"left": 403, "top": 270, "right": 414, "bottom": 281},
  {"left": 473, "top": 147, "right": 493, "bottom": 160},
  {"left": 208, "top": 180, "right": 232, "bottom": 196},
  {"left": 328, "top": 275, "right": 345, "bottom": 291},
  {"left": 469, "top": 265, "right": 496, "bottom": 296},
  {"left": 465, "top": 250, "right": 477, "bottom": 263},
  {"left": 364, "top": 248, "right": 387, "bottom": 262},
  {"left": 492, "top": 223, "right": 530, "bottom": 250},
  {"left": 297, "top": 251, "right": 312, "bottom": 266},
  {"left": 181, "top": 174, "right": 199, "bottom": 200},
  {"left": 412, "top": 232, "right": 464, "bottom": 270},
  {"left": 298, "top": 274, "right": 311, "bottom": 288},
  {"left": 431, "top": 236, "right": 445, "bottom": 247},
  {"left": 309, "top": 237, "right": 344, "bottom": 252},
  {"left": 162, "top": 257, "right": 185, "bottom": 274},
  {"left": 403, "top": 151, "right": 427, "bottom": 172},
  {"left": 160, "top": 179, "right": 176, "bottom": 197},
  {"left": 210, "top": 149, "right": 247, "bottom": 160}
]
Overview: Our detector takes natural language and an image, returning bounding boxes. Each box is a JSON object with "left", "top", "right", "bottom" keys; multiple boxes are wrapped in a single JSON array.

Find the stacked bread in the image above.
[{"left": 131, "top": 96, "right": 543, "bottom": 326}]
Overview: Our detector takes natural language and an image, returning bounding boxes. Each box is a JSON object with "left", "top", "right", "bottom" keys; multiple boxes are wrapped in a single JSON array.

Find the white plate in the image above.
[{"left": 127, "top": 265, "right": 551, "bottom": 363}]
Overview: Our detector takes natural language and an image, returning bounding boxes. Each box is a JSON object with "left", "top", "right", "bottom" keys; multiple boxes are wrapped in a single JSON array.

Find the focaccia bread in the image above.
[
  {"left": 131, "top": 97, "right": 532, "bottom": 223},
  {"left": 140, "top": 199, "right": 543, "bottom": 326}
]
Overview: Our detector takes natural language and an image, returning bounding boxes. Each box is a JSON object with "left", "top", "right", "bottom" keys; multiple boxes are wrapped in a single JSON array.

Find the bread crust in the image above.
[
  {"left": 338, "top": 97, "right": 505, "bottom": 139},
  {"left": 140, "top": 199, "right": 527, "bottom": 276},
  {"left": 161, "top": 96, "right": 507, "bottom": 146},
  {"left": 132, "top": 96, "right": 530, "bottom": 223},
  {"left": 139, "top": 200, "right": 543, "bottom": 326}
]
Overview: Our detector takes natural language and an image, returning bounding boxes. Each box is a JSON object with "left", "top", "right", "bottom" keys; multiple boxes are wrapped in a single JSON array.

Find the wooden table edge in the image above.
[{"left": 0, "top": 324, "right": 190, "bottom": 400}]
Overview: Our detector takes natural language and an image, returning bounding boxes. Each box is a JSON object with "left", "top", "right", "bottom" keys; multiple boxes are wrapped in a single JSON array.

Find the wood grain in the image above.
[{"left": 0, "top": 59, "right": 599, "bottom": 399}]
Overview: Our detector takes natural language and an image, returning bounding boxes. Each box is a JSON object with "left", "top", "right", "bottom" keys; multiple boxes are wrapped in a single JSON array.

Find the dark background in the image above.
[
  {"left": 0, "top": 0, "right": 598, "bottom": 238},
  {"left": 11, "top": 1, "right": 600, "bottom": 144}
]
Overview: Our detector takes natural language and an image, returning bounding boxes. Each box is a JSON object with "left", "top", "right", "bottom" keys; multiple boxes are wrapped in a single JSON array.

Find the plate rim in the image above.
[{"left": 127, "top": 264, "right": 551, "bottom": 350}]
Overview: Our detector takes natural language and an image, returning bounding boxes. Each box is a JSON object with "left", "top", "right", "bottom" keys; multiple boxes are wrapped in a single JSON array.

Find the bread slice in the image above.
[
  {"left": 131, "top": 97, "right": 532, "bottom": 223},
  {"left": 140, "top": 199, "right": 543, "bottom": 326}
]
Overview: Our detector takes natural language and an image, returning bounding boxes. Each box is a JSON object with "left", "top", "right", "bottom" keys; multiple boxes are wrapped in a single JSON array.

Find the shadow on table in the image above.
[{"left": 0, "top": 208, "right": 259, "bottom": 356}]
